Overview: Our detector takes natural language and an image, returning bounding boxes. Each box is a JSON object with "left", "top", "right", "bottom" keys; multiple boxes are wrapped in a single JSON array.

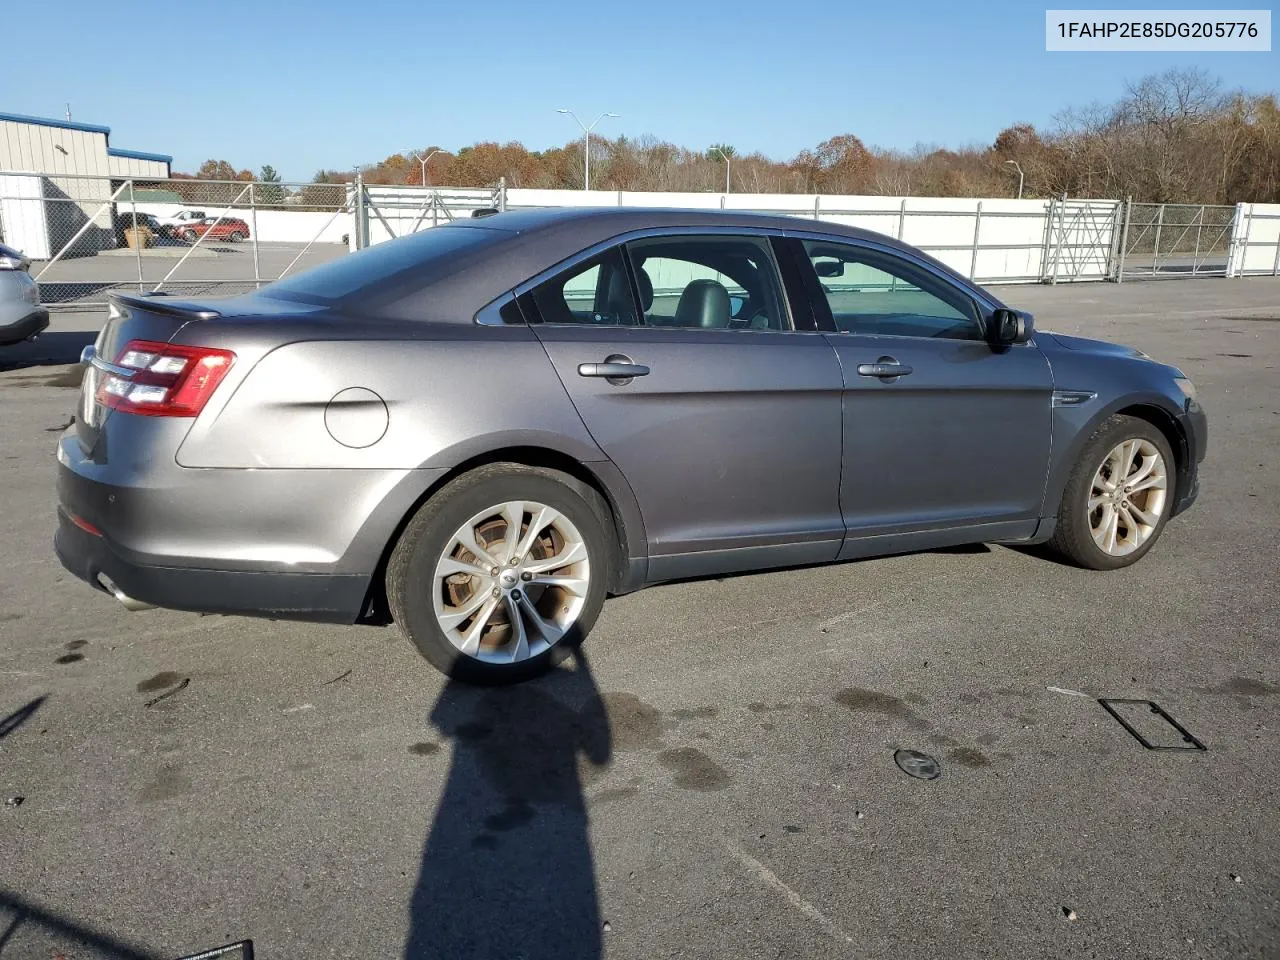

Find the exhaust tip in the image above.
[{"left": 96, "top": 574, "right": 156, "bottom": 612}]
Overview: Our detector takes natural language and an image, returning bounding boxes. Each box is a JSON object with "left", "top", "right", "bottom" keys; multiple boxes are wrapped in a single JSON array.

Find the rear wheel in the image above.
[
  {"left": 1050, "top": 415, "right": 1176, "bottom": 570},
  {"left": 387, "top": 463, "right": 612, "bottom": 683},
  {"left": 228, "top": 231, "right": 245, "bottom": 242}
]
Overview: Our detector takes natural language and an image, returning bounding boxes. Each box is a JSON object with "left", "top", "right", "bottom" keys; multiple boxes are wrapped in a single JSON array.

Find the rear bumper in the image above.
[
  {"left": 0, "top": 306, "right": 49, "bottom": 346},
  {"left": 55, "top": 508, "right": 371, "bottom": 623},
  {"left": 52, "top": 428, "right": 432, "bottom": 624}
]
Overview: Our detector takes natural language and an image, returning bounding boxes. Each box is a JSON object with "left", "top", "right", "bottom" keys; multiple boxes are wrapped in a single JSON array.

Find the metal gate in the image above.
[
  {"left": 356, "top": 181, "right": 506, "bottom": 247},
  {"left": 1042, "top": 199, "right": 1122, "bottom": 282},
  {"left": 1115, "top": 202, "right": 1236, "bottom": 280}
]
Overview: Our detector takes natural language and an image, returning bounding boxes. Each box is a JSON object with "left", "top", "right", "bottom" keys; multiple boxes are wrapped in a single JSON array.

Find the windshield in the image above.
[{"left": 262, "top": 225, "right": 507, "bottom": 302}]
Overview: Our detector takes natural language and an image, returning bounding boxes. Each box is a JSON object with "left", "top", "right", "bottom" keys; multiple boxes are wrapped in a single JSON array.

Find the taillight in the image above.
[
  {"left": 67, "top": 511, "right": 102, "bottom": 537},
  {"left": 96, "top": 339, "right": 235, "bottom": 417}
]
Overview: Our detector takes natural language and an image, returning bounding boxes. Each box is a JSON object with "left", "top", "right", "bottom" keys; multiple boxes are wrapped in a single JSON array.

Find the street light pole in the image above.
[
  {"left": 1003, "top": 159, "right": 1025, "bottom": 199},
  {"left": 557, "top": 109, "right": 619, "bottom": 190},
  {"left": 711, "top": 147, "right": 732, "bottom": 193},
  {"left": 416, "top": 149, "right": 444, "bottom": 187}
]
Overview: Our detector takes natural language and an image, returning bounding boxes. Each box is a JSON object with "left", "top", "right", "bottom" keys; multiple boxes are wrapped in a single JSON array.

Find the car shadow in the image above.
[
  {"left": 404, "top": 651, "right": 611, "bottom": 960},
  {"left": 1004, "top": 542, "right": 1080, "bottom": 568},
  {"left": 0, "top": 332, "right": 94, "bottom": 374}
]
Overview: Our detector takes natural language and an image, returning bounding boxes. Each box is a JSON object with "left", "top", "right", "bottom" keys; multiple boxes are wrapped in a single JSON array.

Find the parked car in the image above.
[
  {"left": 55, "top": 208, "right": 1207, "bottom": 683},
  {"left": 153, "top": 210, "right": 207, "bottom": 237},
  {"left": 0, "top": 242, "right": 48, "bottom": 346},
  {"left": 176, "top": 217, "right": 250, "bottom": 243},
  {"left": 113, "top": 212, "right": 163, "bottom": 245}
]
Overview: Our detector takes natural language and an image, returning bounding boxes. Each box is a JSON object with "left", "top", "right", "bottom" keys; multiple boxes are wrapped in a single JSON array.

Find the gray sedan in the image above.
[
  {"left": 54, "top": 208, "right": 1207, "bottom": 683},
  {"left": 0, "top": 242, "right": 49, "bottom": 346}
]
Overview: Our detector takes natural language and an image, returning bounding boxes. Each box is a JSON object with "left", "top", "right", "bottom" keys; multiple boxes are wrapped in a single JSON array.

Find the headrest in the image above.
[{"left": 674, "top": 279, "right": 730, "bottom": 329}]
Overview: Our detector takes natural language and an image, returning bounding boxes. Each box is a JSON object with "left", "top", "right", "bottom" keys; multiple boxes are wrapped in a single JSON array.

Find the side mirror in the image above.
[{"left": 990, "top": 308, "right": 1032, "bottom": 345}]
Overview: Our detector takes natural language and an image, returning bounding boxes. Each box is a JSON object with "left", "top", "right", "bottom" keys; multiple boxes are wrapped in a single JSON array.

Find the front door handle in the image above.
[
  {"left": 856, "top": 361, "right": 913, "bottom": 379},
  {"left": 578, "top": 360, "right": 650, "bottom": 379}
]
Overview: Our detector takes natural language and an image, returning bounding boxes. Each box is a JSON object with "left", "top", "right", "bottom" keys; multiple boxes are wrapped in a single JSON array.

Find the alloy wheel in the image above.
[
  {"left": 432, "top": 500, "right": 590, "bottom": 663},
  {"left": 1088, "top": 438, "right": 1168, "bottom": 556}
]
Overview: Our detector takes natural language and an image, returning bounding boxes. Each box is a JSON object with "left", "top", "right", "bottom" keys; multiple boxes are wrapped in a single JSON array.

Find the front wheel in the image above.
[
  {"left": 1050, "top": 414, "right": 1176, "bottom": 570},
  {"left": 386, "top": 464, "right": 612, "bottom": 684}
]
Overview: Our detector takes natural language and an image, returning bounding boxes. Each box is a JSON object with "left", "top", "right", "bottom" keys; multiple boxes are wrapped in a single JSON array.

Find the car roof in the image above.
[{"left": 451, "top": 205, "right": 891, "bottom": 245}]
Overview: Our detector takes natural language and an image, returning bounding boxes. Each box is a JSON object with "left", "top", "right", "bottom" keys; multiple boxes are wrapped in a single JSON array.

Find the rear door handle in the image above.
[
  {"left": 578, "top": 361, "right": 650, "bottom": 379},
  {"left": 856, "top": 362, "right": 913, "bottom": 379}
]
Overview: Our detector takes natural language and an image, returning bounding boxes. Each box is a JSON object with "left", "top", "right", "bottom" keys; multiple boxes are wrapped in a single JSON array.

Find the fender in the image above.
[{"left": 1041, "top": 390, "right": 1190, "bottom": 520}]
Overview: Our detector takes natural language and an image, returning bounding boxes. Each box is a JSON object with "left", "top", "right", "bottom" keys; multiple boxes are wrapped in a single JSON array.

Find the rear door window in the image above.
[
  {"left": 624, "top": 235, "right": 789, "bottom": 330},
  {"left": 527, "top": 247, "right": 639, "bottom": 326}
]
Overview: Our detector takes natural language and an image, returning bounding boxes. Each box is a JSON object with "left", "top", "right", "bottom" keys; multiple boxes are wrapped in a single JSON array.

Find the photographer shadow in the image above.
[{"left": 404, "top": 652, "right": 611, "bottom": 960}]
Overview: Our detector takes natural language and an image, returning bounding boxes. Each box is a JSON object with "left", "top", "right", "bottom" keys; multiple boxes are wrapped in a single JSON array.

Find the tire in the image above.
[
  {"left": 387, "top": 463, "right": 613, "bottom": 684},
  {"left": 1049, "top": 414, "right": 1177, "bottom": 570},
  {"left": 229, "top": 231, "right": 245, "bottom": 243}
]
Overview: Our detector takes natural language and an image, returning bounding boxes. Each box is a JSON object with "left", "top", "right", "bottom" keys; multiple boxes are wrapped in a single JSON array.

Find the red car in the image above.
[{"left": 177, "top": 217, "right": 250, "bottom": 243}]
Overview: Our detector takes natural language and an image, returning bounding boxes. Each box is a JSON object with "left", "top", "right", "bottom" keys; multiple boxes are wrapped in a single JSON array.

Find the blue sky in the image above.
[{"left": 5, "top": 0, "right": 1277, "bottom": 181}]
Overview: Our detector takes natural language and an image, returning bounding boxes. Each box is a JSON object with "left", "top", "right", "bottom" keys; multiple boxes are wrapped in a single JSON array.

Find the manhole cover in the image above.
[{"left": 894, "top": 749, "right": 940, "bottom": 780}]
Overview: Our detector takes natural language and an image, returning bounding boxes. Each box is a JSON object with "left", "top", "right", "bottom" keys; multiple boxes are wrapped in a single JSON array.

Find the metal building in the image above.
[
  {"left": 0, "top": 113, "right": 171, "bottom": 179},
  {"left": 0, "top": 112, "right": 172, "bottom": 256}
]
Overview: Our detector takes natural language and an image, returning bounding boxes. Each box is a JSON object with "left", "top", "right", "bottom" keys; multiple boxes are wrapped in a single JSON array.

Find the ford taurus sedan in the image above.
[{"left": 54, "top": 208, "right": 1207, "bottom": 683}]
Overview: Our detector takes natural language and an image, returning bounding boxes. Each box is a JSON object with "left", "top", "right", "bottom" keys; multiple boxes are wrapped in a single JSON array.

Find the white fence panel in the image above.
[
  {"left": 504, "top": 190, "right": 1068, "bottom": 284},
  {"left": 1232, "top": 203, "right": 1280, "bottom": 276},
  {"left": 0, "top": 173, "right": 50, "bottom": 258}
]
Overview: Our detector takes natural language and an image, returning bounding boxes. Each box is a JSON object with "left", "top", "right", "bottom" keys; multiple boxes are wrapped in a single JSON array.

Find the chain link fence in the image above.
[{"left": 0, "top": 173, "right": 501, "bottom": 310}]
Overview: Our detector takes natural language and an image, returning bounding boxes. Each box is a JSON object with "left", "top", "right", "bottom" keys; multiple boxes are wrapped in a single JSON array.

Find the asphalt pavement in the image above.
[{"left": 1, "top": 278, "right": 1277, "bottom": 959}]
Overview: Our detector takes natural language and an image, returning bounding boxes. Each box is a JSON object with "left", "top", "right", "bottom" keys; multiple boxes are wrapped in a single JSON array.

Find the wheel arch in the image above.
[
  {"left": 1114, "top": 402, "right": 1190, "bottom": 494},
  {"left": 1043, "top": 395, "right": 1188, "bottom": 519},
  {"left": 357, "top": 445, "right": 647, "bottom": 624}
]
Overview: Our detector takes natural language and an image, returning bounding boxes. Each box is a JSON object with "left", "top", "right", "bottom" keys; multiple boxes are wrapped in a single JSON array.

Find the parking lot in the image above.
[
  {"left": 30, "top": 241, "right": 348, "bottom": 309},
  {"left": 1, "top": 278, "right": 1278, "bottom": 959}
]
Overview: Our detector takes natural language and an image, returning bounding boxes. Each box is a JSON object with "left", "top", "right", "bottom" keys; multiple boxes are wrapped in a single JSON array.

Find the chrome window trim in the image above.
[{"left": 511, "top": 225, "right": 795, "bottom": 298}]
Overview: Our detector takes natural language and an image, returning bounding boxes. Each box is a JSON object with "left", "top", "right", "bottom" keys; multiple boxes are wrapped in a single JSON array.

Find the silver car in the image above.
[
  {"left": 0, "top": 242, "right": 48, "bottom": 346},
  {"left": 55, "top": 208, "right": 1207, "bottom": 683}
]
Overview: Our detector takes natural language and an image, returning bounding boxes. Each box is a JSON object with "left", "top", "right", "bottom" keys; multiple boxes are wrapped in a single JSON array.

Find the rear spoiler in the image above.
[{"left": 110, "top": 291, "right": 222, "bottom": 321}]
